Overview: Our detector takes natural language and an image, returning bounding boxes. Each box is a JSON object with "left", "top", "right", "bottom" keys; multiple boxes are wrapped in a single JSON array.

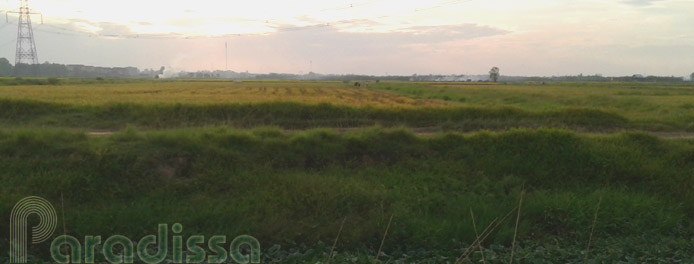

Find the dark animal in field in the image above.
[{"left": 354, "top": 82, "right": 361, "bottom": 87}]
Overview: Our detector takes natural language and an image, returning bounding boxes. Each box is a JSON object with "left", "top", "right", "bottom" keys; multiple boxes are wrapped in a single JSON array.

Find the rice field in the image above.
[
  {"left": 0, "top": 80, "right": 441, "bottom": 107},
  {"left": 369, "top": 81, "right": 694, "bottom": 121},
  {"left": 2, "top": 79, "right": 693, "bottom": 123},
  {"left": 1, "top": 78, "right": 692, "bottom": 131}
]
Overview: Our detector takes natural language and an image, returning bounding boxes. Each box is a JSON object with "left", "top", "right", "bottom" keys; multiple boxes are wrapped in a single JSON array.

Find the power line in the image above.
[
  {"left": 3, "top": 0, "right": 474, "bottom": 40},
  {"left": 413, "top": 0, "right": 472, "bottom": 12},
  {"left": 319, "top": 0, "right": 384, "bottom": 12},
  {"left": 12, "top": 0, "right": 40, "bottom": 66}
]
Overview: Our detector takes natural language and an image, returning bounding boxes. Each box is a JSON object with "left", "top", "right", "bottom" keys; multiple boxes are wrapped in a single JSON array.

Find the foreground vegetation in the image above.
[
  {"left": 2, "top": 79, "right": 693, "bottom": 262},
  {"left": 1, "top": 128, "right": 693, "bottom": 262}
]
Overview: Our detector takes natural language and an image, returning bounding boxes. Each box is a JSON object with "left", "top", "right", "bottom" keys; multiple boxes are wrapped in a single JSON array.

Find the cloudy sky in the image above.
[{"left": 0, "top": 0, "right": 692, "bottom": 76}]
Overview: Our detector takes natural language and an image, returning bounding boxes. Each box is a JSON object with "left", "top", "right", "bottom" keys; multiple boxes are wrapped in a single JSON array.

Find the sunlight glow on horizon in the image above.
[
  {"left": 0, "top": 0, "right": 691, "bottom": 76},
  {"left": 2, "top": 0, "right": 500, "bottom": 36}
]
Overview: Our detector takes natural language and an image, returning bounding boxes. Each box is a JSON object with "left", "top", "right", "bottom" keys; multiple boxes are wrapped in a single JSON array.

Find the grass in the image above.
[
  {"left": 1, "top": 128, "right": 693, "bottom": 262},
  {"left": 2, "top": 79, "right": 694, "bottom": 262},
  {"left": 370, "top": 81, "right": 694, "bottom": 131},
  {"left": 0, "top": 79, "right": 692, "bottom": 132},
  {"left": 0, "top": 98, "right": 633, "bottom": 132},
  {"left": 0, "top": 79, "right": 437, "bottom": 107}
]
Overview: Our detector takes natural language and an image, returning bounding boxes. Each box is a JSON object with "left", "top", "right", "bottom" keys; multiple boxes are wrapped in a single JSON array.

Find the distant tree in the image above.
[
  {"left": 0, "top": 58, "right": 13, "bottom": 77},
  {"left": 14, "top": 63, "right": 37, "bottom": 77},
  {"left": 489, "top": 67, "right": 500, "bottom": 82},
  {"left": 47, "top": 78, "right": 61, "bottom": 85},
  {"left": 690, "top": 72, "right": 694, "bottom": 81}
]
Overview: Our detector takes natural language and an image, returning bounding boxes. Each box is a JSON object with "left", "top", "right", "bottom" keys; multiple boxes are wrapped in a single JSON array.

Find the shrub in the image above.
[{"left": 47, "top": 78, "right": 60, "bottom": 85}]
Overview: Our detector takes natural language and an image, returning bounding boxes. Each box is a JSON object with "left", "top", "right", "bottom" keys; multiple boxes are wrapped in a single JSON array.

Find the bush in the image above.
[{"left": 47, "top": 78, "right": 60, "bottom": 85}]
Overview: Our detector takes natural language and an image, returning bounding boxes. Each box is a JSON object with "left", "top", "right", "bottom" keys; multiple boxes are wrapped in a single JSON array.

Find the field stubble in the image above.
[{"left": 0, "top": 80, "right": 437, "bottom": 108}]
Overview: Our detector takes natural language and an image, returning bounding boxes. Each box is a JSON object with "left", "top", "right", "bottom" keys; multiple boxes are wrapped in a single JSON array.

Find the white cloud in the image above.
[
  {"left": 0, "top": 0, "right": 691, "bottom": 76},
  {"left": 618, "top": 0, "right": 665, "bottom": 6}
]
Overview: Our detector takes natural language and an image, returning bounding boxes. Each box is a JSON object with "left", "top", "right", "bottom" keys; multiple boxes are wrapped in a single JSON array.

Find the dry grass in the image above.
[
  {"left": 374, "top": 214, "right": 394, "bottom": 264},
  {"left": 0, "top": 80, "right": 442, "bottom": 108},
  {"left": 326, "top": 216, "right": 347, "bottom": 264},
  {"left": 509, "top": 188, "right": 525, "bottom": 264},
  {"left": 585, "top": 195, "right": 603, "bottom": 262}
]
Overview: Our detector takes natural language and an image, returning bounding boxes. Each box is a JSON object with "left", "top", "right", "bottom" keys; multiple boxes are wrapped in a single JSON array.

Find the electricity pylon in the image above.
[{"left": 7, "top": 0, "right": 42, "bottom": 76}]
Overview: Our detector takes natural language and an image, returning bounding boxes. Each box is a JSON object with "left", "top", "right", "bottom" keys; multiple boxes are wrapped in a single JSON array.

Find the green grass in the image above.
[
  {"left": 370, "top": 81, "right": 694, "bottom": 131},
  {"left": 1, "top": 128, "right": 693, "bottom": 262},
  {"left": 0, "top": 98, "right": 643, "bottom": 132}
]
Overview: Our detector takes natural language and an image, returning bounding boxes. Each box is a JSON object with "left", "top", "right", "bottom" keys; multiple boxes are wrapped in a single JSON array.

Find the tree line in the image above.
[{"left": 0, "top": 58, "right": 159, "bottom": 78}]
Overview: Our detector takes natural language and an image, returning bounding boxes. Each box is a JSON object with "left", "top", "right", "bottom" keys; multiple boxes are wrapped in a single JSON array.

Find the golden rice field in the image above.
[
  {"left": 2, "top": 79, "right": 693, "bottom": 128},
  {"left": 0, "top": 80, "right": 442, "bottom": 107}
]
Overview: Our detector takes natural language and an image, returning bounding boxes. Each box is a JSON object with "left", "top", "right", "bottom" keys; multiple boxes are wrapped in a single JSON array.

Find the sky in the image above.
[{"left": 0, "top": 0, "right": 692, "bottom": 76}]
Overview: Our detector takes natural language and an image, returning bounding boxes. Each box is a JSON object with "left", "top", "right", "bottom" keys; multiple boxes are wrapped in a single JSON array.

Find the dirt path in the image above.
[
  {"left": 87, "top": 128, "right": 694, "bottom": 139},
  {"left": 648, "top": 132, "right": 694, "bottom": 139},
  {"left": 87, "top": 131, "right": 115, "bottom": 137}
]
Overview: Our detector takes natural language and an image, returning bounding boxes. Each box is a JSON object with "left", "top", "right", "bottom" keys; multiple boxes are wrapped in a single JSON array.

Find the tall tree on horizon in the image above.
[
  {"left": 0, "top": 58, "right": 13, "bottom": 77},
  {"left": 489, "top": 67, "right": 500, "bottom": 82}
]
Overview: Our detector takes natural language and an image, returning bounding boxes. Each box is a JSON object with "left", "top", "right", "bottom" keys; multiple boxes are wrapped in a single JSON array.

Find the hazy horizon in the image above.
[{"left": 1, "top": 0, "right": 692, "bottom": 77}]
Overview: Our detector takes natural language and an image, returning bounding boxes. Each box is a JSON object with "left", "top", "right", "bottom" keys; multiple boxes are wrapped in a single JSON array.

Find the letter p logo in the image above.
[{"left": 9, "top": 196, "right": 57, "bottom": 264}]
